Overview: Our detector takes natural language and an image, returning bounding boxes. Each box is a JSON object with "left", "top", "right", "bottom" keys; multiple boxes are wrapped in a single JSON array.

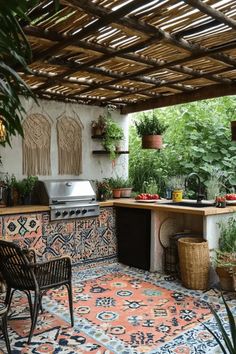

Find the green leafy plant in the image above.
[
  {"left": 218, "top": 217, "right": 236, "bottom": 253},
  {"left": 107, "top": 176, "right": 124, "bottom": 189},
  {"left": 0, "top": 1, "right": 38, "bottom": 145},
  {"left": 143, "top": 178, "right": 158, "bottom": 194},
  {"left": 102, "top": 114, "right": 124, "bottom": 160},
  {"left": 214, "top": 216, "right": 236, "bottom": 291},
  {"left": 0, "top": 1, "right": 60, "bottom": 145},
  {"left": 120, "top": 178, "right": 133, "bottom": 188},
  {"left": 204, "top": 295, "right": 236, "bottom": 354},
  {"left": 168, "top": 175, "right": 185, "bottom": 191},
  {"left": 135, "top": 111, "right": 166, "bottom": 137},
  {"left": 129, "top": 98, "right": 236, "bottom": 194},
  {"left": 16, "top": 175, "right": 38, "bottom": 198},
  {"left": 96, "top": 179, "right": 111, "bottom": 200}
]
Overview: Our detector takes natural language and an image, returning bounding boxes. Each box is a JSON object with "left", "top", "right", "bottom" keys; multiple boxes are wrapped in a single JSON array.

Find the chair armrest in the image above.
[{"left": 32, "top": 257, "right": 72, "bottom": 286}]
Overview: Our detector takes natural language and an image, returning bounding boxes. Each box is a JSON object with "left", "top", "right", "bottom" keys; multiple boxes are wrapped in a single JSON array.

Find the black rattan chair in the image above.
[
  {"left": 0, "top": 240, "right": 74, "bottom": 344},
  {"left": 0, "top": 302, "right": 11, "bottom": 353}
]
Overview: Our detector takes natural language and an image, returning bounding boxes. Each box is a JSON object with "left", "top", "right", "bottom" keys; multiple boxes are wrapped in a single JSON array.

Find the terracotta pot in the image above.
[
  {"left": 112, "top": 188, "right": 121, "bottom": 198},
  {"left": 120, "top": 188, "right": 132, "bottom": 198},
  {"left": 142, "top": 135, "right": 162, "bottom": 149},
  {"left": 216, "top": 266, "right": 235, "bottom": 291}
]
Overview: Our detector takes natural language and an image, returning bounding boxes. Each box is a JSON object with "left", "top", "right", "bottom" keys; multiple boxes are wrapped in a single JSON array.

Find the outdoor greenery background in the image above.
[{"left": 129, "top": 96, "right": 236, "bottom": 197}]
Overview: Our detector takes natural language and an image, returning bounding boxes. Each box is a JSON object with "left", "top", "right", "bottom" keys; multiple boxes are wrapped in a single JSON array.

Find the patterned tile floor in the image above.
[{"left": 0, "top": 262, "right": 236, "bottom": 354}]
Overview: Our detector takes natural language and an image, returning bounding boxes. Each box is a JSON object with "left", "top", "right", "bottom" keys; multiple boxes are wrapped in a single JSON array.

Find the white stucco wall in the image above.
[{"left": 0, "top": 97, "right": 129, "bottom": 181}]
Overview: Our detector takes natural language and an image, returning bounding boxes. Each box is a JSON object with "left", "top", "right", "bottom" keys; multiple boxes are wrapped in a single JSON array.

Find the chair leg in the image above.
[
  {"left": 4, "top": 287, "right": 12, "bottom": 308},
  {"left": 27, "top": 291, "right": 40, "bottom": 345},
  {"left": 25, "top": 290, "right": 33, "bottom": 320},
  {"left": 1, "top": 312, "right": 11, "bottom": 354},
  {"left": 66, "top": 282, "right": 74, "bottom": 327}
]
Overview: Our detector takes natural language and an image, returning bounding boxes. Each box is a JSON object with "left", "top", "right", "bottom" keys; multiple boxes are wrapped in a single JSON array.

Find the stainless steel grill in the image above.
[{"left": 36, "top": 179, "right": 100, "bottom": 221}]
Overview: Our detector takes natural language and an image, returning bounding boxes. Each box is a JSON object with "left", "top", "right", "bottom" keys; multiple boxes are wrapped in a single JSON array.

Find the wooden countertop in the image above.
[
  {"left": 100, "top": 198, "right": 236, "bottom": 216},
  {"left": 0, "top": 205, "right": 50, "bottom": 215},
  {"left": 0, "top": 199, "right": 236, "bottom": 216}
]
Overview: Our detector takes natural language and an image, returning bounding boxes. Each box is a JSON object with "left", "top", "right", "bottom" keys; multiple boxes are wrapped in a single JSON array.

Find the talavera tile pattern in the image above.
[{"left": 0, "top": 207, "right": 117, "bottom": 265}]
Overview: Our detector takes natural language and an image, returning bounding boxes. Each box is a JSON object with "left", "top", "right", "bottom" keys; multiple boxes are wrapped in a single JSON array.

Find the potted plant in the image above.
[
  {"left": 215, "top": 216, "right": 236, "bottom": 291},
  {"left": 120, "top": 178, "right": 133, "bottom": 198},
  {"left": 135, "top": 111, "right": 166, "bottom": 149},
  {"left": 91, "top": 115, "right": 107, "bottom": 137},
  {"left": 16, "top": 176, "right": 38, "bottom": 205},
  {"left": 108, "top": 176, "right": 124, "bottom": 198},
  {"left": 96, "top": 179, "right": 111, "bottom": 201},
  {"left": 4, "top": 173, "right": 18, "bottom": 206},
  {"left": 168, "top": 175, "right": 185, "bottom": 202},
  {"left": 102, "top": 115, "right": 124, "bottom": 160}
]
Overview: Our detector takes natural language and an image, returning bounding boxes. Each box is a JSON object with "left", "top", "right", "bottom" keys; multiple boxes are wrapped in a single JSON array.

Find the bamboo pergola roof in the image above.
[{"left": 21, "top": 0, "right": 236, "bottom": 114}]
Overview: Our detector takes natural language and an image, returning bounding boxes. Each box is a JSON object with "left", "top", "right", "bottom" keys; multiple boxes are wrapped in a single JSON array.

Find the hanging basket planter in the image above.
[
  {"left": 231, "top": 121, "right": 236, "bottom": 141},
  {"left": 142, "top": 135, "right": 162, "bottom": 149}
]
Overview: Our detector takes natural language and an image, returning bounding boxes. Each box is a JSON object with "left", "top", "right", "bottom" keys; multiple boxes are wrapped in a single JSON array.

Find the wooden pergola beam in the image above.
[
  {"left": 121, "top": 83, "right": 236, "bottom": 114},
  {"left": 183, "top": 0, "right": 236, "bottom": 30}
]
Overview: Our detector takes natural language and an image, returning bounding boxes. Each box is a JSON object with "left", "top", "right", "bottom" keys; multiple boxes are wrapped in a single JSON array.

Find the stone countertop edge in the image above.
[{"left": 0, "top": 199, "right": 236, "bottom": 216}]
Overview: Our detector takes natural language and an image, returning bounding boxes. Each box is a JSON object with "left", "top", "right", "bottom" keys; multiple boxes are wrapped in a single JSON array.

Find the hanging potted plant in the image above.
[{"left": 135, "top": 111, "right": 166, "bottom": 149}]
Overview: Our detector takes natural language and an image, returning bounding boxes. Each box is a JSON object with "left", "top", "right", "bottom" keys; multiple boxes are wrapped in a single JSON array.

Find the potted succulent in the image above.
[
  {"left": 215, "top": 216, "right": 236, "bottom": 291},
  {"left": 135, "top": 111, "right": 166, "bottom": 149},
  {"left": 102, "top": 115, "right": 124, "bottom": 160}
]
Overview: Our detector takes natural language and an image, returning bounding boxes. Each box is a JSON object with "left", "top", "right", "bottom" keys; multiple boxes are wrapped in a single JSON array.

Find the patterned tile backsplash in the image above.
[{"left": 0, "top": 207, "right": 117, "bottom": 265}]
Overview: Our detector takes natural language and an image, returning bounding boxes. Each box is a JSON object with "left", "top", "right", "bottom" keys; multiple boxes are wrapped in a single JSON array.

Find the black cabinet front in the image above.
[{"left": 116, "top": 207, "right": 151, "bottom": 270}]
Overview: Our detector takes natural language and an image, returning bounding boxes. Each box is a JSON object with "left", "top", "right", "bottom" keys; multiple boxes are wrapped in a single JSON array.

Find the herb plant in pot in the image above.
[
  {"left": 215, "top": 216, "right": 236, "bottom": 291},
  {"left": 135, "top": 111, "right": 166, "bottom": 149},
  {"left": 120, "top": 178, "right": 133, "bottom": 198},
  {"left": 108, "top": 176, "right": 124, "bottom": 198}
]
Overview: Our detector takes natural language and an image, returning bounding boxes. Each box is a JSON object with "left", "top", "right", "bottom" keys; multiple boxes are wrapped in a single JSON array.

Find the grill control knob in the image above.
[
  {"left": 55, "top": 211, "right": 61, "bottom": 218},
  {"left": 69, "top": 210, "right": 75, "bottom": 216},
  {"left": 62, "top": 210, "right": 68, "bottom": 217},
  {"left": 75, "top": 209, "right": 81, "bottom": 215},
  {"left": 82, "top": 209, "right": 87, "bottom": 215}
]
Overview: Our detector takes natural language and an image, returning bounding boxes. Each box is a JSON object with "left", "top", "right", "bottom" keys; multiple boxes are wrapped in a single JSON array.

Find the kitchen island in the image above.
[{"left": 0, "top": 199, "right": 235, "bottom": 271}]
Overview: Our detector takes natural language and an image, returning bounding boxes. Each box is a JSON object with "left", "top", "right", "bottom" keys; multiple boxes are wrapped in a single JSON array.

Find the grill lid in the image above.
[{"left": 37, "top": 179, "right": 96, "bottom": 205}]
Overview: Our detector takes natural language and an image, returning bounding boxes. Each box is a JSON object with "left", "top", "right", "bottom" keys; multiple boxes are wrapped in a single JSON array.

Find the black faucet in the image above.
[{"left": 185, "top": 173, "right": 205, "bottom": 203}]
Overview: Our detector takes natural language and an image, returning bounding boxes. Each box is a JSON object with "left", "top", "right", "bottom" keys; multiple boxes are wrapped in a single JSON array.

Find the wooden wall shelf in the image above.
[
  {"left": 92, "top": 150, "right": 129, "bottom": 155},
  {"left": 91, "top": 135, "right": 105, "bottom": 139}
]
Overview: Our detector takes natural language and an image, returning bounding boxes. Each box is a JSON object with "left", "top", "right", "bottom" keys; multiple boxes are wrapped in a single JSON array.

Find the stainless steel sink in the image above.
[{"left": 161, "top": 201, "right": 215, "bottom": 208}]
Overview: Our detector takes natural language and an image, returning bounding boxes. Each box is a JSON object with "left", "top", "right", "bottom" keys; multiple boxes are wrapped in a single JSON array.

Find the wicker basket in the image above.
[{"left": 178, "top": 237, "right": 210, "bottom": 290}]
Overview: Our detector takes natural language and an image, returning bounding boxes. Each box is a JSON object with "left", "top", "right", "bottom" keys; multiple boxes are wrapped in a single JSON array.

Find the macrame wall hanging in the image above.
[
  {"left": 57, "top": 114, "right": 83, "bottom": 175},
  {"left": 22, "top": 113, "right": 51, "bottom": 175}
]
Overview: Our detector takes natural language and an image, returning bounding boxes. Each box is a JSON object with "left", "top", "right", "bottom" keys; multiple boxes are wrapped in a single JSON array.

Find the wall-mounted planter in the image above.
[{"left": 142, "top": 135, "right": 162, "bottom": 149}]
